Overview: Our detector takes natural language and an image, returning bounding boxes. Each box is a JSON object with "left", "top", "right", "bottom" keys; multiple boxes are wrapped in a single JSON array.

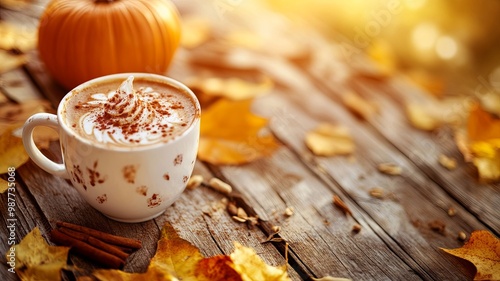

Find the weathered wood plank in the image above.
[
  {"left": 17, "top": 53, "right": 302, "bottom": 280},
  {"left": 0, "top": 0, "right": 48, "bottom": 19},
  {"left": 363, "top": 78, "right": 500, "bottom": 231},
  {"left": 0, "top": 68, "right": 43, "bottom": 102},
  {"left": 264, "top": 84, "right": 481, "bottom": 280},
  {"left": 213, "top": 148, "right": 424, "bottom": 280},
  {"left": 293, "top": 29, "right": 500, "bottom": 234}
]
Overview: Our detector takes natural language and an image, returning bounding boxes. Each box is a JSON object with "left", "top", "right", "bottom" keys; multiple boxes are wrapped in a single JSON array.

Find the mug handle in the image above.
[{"left": 22, "top": 113, "right": 70, "bottom": 179}]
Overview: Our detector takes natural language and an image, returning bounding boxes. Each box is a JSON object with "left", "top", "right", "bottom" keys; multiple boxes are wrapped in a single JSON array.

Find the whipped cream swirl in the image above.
[{"left": 79, "top": 76, "right": 188, "bottom": 146}]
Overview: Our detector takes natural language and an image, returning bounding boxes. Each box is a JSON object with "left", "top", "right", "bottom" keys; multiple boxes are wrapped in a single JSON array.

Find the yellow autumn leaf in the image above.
[
  {"left": 9, "top": 227, "right": 70, "bottom": 281},
  {"left": 0, "top": 177, "right": 8, "bottom": 193},
  {"left": 467, "top": 103, "right": 500, "bottom": 143},
  {"left": 305, "top": 123, "right": 355, "bottom": 156},
  {"left": 441, "top": 230, "right": 500, "bottom": 281},
  {"left": 406, "top": 103, "right": 441, "bottom": 131},
  {"left": 90, "top": 223, "right": 290, "bottom": 281},
  {"left": 0, "top": 100, "right": 58, "bottom": 172},
  {"left": 0, "top": 124, "right": 29, "bottom": 173},
  {"left": 341, "top": 91, "right": 378, "bottom": 120},
  {"left": 466, "top": 103, "right": 500, "bottom": 182},
  {"left": 198, "top": 99, "right": 279, "bottom": 165},
  {"left": 230, "top": 242, "right": 290, "bottom": 281},
  {"left": 150, "top": 221, "right": 204, "bottom": 279},
  {"left": 92, "top": 266, "right": 178, "bottom": 281}
]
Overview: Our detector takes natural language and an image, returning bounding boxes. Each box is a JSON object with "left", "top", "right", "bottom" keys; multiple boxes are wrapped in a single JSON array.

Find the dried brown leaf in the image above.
[
  {"left": 0, "top": 124, "right": 29, "bottom": 173},
  {"left": 0, "top": 178, "right": 8, "bottom": 193},
  {"left": 305, "top": 123, "right": 355, "bottom": 156},
  {"left": 187, "top": 76, "right": 273, "bottom": 101},
  {"left": 441, "top": 230, "right": 500, "bottom": 280},
  {"left": 341, "top": 91, "right": 378, "bottom": 120},
  {"left": 438, "top": 154, "right": 457, "bottom": 170},
  {"left": 377, "top": 163, "right": 402, "bottom": 176},
  {"left": 332, "top": 195, "right": 352, "bottom": 216},
  {"left": 466, "top": 103, "right": 500, "bottom": 182}
]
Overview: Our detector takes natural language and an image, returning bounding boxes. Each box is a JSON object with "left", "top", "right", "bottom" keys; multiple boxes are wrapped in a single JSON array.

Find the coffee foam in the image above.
[{"left": 63, "top": 76, "right": 198, "bottom": 148}]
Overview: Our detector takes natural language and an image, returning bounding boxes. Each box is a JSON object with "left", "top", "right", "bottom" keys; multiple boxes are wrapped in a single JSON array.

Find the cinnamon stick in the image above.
[
  {"left": 56, "top": 221, "right": 142, "bottom": 249},
  {"left": 50, "top": 229, "right": 125, "bottom": 269},
  {"left": 58, "top": 227, "right": 130, "bottom": 261}
]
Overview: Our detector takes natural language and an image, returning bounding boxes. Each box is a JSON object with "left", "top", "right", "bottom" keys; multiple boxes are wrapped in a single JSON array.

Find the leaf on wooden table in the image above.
[
  {"left": 90, "top": 223, "right": 291, "bottom": 281},
  {"left": 8, "top": 227, "right": 70, "bottom": 281},
  {"left": 0, "top": 100, "right": 58, "bottom": 173},
  {"left": 405, "top": 103, "right": 442, "bottom": 131},
  {"left": 0, "top": 124, "right": 29, "bottom": 173},
  {"left": 406, "top": 97, "right": 470, "bottom": 132},
  {"left": 230, "top": 242, "right": 289, "bottom": 281},
  {"left": 341, "top": 91, "right": 378, "bottom": 120},
  {"left": 441, "top": 230, "right": 500, "bottom": 281},
  {"left": 187, "top": 76, "right": 273, "bottom": 103},
  {"left": 465, "top": 103, "right": 500, "bottom": 182},
  {"left": 305, "top": 123, "right": 355, "bottom": 156},
  {"left": 198, "top": 98, "right": 279, "bottom": 165}
]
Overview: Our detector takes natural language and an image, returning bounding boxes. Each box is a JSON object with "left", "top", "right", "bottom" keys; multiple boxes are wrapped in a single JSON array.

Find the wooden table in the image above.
[{"left": 1, "top": 1, "right": 499, "bottom": 280}]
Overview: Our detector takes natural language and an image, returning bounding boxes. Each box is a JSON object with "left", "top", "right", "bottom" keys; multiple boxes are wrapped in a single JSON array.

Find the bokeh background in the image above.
[{"left": 264, "top": 0, "right": 500, "bottom": 98}]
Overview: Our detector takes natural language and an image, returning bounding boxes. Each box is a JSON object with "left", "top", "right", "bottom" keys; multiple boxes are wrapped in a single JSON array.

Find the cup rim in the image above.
[{"left": 57, "top": 73, "right": 201, "bottom": 151}]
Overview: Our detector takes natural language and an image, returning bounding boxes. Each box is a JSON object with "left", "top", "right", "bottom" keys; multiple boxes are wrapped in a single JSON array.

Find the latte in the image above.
[{"left": 62, "top": 75, "right": 198, "bottom": 148}]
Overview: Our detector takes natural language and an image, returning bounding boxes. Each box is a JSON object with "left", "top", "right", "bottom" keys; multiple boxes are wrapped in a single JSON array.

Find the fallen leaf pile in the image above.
[
  {"left": 441, "top": 230, "right": 500, "bottom": 280},
  {"left": 94, "top": 222, "right": 290, "bottom": 280},
  {"left": 8, "top": 223, "right": 291, "bottom": 280},
  {"left": 0, "top": 100, "right": 57, "bottom": 173}
]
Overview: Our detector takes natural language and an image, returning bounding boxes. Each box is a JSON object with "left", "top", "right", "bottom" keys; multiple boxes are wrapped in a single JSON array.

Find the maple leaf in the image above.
[
  {"left": 8, "top": 227, "right": 70, "bottom": 281},
  {"left": 305, "top": 123, "right": 355, "bottom": 156},
  {"left": 441, "top": 230, "right": 500, "bottom": 280},
  {"left": 198, "top": 98, "right": 279, "bottom": 165}
]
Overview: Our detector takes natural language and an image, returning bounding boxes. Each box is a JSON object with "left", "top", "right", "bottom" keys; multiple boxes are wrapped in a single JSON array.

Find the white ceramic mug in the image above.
[{"left": 22, "top": 73, "right": 200, "bottom": 223}]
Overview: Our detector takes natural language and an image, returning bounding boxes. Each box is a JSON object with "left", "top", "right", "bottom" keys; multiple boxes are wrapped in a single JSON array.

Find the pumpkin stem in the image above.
[{"left": 95, "top": 0, "right": 116, "bottom": 3}]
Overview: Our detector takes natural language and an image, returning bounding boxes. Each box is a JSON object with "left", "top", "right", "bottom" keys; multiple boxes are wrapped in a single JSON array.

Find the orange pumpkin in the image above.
[{"left": 38, "top": 0, "right": 181, "bottom": 90}]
